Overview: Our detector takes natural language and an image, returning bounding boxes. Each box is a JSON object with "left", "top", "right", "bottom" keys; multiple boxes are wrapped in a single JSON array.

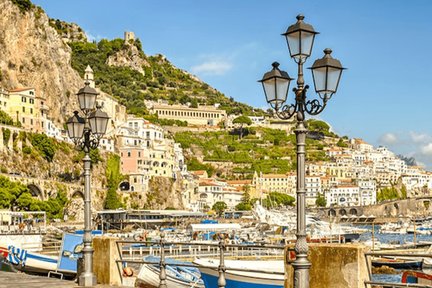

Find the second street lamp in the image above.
[
  {"left": 66, "top": 82, "right": 109, "bottom": 287},
  {"left": 260, "top": 15, "right": 345, "bottom": 288}
]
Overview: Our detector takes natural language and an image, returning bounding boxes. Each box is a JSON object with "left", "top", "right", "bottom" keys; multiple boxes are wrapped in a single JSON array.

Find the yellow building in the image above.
[
  {"left": 151, "top": 102, "right": 227, "bottom": 126},
  {"left": 7, "top": 88, "right": 44, "bottom": 132}
]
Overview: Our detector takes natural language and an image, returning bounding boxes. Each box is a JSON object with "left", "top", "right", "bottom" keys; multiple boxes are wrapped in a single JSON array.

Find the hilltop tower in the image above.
[
  {"left": 124, "top": 31, "right": 135, "bottom": 44},
  {"left": 84, "top": 65, "right": 95, "bottom": 88}
]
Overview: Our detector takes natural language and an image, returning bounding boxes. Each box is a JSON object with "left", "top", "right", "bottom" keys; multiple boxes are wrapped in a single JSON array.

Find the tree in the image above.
[
  {"left": 30, "top": 133, "right": 56, "bottom": 162},
  {"left": 315, "top": 193, "right": 326, "bottom": 207},
  {"left": 232, "top": 116, "right": 252, "bottom": 139},
  {"left": 212, "top": 201, "right": 228, "bottom": 216},
  {"left": 336, "top": 138, "right": 348, "bottom": 148},
  {"left": 235, "top": 202, "right": 252, "bottom": 211}
]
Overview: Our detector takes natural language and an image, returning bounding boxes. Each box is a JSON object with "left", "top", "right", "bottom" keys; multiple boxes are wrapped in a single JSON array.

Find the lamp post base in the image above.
[{"left": 78, "top": 273, "right": 97, "bottom": 287}]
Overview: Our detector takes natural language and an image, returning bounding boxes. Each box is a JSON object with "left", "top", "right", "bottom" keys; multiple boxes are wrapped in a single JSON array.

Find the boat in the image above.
[
  {"left": 372, "top": 257, "right": 423, "bottom": 270},
  {"left": 3, "top": 245, "right": 58, "bottom": 275},
  {"left": 402, "top": 271, "right": 432, "bottom": 285},
  {"left": 136, "top": 256, "right": 204, "bottom": 288},
  {"left": 193, "top": 258, "right": 284, "bottom": 288}
]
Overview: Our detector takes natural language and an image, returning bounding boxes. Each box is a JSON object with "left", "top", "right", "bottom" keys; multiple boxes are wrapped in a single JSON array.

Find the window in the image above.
[
  {"left": 22, "top": 107, "right": 25, "bottom": 112},
  {"left": 127, "top": 151, "right": 131, "bottom": 157},
  {"left": 22, "top": 97, "right": 26, "bottom": 103},
  {"left": 29, "top": 98, "right": 34, "bottom": 104},
  {"left": 30, "top": 119, "right": 33, "bottom": 125},
  {"left": 30, "top": 108, "right": 33, "bottom": 114},
  {"left": 22, "top": 117, "right": 25, "bottom": 123}
]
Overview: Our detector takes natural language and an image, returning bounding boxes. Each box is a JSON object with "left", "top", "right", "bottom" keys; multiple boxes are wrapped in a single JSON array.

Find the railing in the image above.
[
  {"left": 364, "top": 251, "right": 432, "bottom": 288},
  {"left": 115, "top": 233, "right": 288, "bottom": 288}
]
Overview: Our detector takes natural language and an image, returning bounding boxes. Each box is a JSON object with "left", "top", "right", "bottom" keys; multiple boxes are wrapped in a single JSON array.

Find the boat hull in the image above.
[
  {"left": 137, "top": 264, "right": 203, "bottom": 288},
  {"left": 194, "top": 259, "right": 284, "bottom": 288},
  {"left": 402, "top": 271, "right": 432, "bottom": 284},
  {"left": 199, "top": 267, "right": 284, "bottom": 288},
  {"left": 372, "top": 258, "right": 423, "bottom": 270}
]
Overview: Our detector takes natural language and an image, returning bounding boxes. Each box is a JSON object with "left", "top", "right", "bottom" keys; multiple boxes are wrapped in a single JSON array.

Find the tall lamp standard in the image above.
[
  {"left": 66, "top": 82, "right": 109, "bottom": 287},
  {"left": 259, "top": 15, "right": 345, "bottom": 288}
]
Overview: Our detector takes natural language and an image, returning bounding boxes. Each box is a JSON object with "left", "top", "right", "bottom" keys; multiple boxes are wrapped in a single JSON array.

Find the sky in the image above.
[{"left": 32, "top": 0, "right": 432, "bottom": 168}]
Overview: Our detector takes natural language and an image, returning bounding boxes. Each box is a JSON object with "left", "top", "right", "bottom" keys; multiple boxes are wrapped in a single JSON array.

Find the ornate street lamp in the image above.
[
  {"left": 260, "top": 15, "right": 345, "bottom": 288},
  {"left": 66, "top": 82, "right": 109, "bottom": 287}
]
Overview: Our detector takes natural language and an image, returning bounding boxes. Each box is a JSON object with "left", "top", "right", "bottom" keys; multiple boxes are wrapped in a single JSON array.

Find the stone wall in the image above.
[{"left": 285, "top": 244, "right": 369, "bottom": 288}]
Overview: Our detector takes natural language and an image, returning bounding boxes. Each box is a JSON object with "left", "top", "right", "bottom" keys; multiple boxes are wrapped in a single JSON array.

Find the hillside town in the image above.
[{"left": 0, "top": 49, "right": 430, "bottom": 213}]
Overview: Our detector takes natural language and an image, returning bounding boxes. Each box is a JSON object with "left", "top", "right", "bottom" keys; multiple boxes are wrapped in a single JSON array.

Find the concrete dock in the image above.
[{"left": 0, "top": 271, "right": 76, "bottom": 288}]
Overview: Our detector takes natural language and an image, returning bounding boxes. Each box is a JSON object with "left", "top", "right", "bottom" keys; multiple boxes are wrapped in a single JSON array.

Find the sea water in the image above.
[{"left": 358, "top": 225, "right": 432, "bottom": 284}]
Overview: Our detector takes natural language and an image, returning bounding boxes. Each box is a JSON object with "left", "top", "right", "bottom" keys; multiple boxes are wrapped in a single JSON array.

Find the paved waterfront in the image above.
[{"left": 0, "top": 271, "right": 76, "bottom": 288}]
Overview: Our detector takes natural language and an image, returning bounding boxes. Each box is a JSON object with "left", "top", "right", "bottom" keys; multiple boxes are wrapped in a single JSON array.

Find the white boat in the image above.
[
  {"left": 193, "top": 258, "right": 284, "bottom": 288},
  {"left": 3, "top": 245, "right": 59, "bottom": 275},
  {"left": 136, "top": 256, "right": 204, "bottom": 288}
]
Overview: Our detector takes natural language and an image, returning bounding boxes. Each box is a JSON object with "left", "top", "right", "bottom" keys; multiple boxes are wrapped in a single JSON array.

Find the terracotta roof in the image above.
[
  {"left": 191, "top": 170, "right": 207, "bottom": 175},
  {"left": 9, "top": 87, "right": 34, "bottom": 93},
  {"left": 226, "top": 180, "right": 252, "bottom": 185}
]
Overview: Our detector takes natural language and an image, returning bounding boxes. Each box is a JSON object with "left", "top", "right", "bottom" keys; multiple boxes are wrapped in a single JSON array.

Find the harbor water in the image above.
[{"left": 358, "top": 225, "right": 432, "bottom": 284}]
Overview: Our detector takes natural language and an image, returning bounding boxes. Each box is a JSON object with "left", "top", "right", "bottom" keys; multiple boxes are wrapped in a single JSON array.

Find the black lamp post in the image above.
[
  {"left": 66, "top": 82, "right": 109, "bottom": 287},
  {"left": 259, "top": 15, "right": 345, "bottom": 288}
]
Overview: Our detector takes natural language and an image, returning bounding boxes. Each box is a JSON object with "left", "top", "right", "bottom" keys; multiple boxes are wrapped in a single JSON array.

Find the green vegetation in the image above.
[
  {"left": 185, "top": 157, "right": 215, "bottom": 177},
  {"left": 377, "top": 185, "right": 407, "bottom": 202},
  {"left": 104, "top": 154, "right": 123, "bottom": 209},
  {"left": 336, "top": 138, "right": 349, "bottom": 148},
  {"left": 68, "top": 38, "right": 261, "bottom": 120},
  {"left": 28, "top": 133, "right": 56, "bottom": 162},
  {"left": 11, "top": 0, "right": 34, "bottom": 13},
  {"left": 315, "top": 193, "right": 326, "bottom": 207},
  {"left": 306, "top": 119, "right": 338, "bottom": 137},
  {"left": 235, "top": 188, "right": 252, "bottom": 211},
  {"left": 262, "top": 192, "right": 295, "bottom": 208},
  {"left": 175, "top": 127, "right": 331, "bottom": 179},
  {"left": 0, "top": 110, "right": 16, "bottom": 126},
  {"left": 212, "top": 201, "right": 228, "bottom": 216},
  {"left": 2, "top": 128, "right": 10, "bottom": 146},
  {"left": 233, "top": 115, "right": 252, "bottom": 139},
  {"left": 0, "top": 175, "right": 67, "bottom": 219}
]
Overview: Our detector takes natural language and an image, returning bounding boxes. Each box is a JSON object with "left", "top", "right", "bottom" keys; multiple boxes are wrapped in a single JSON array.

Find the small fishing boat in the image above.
[
  {"left": 372, "top": 257, "right": 423, "bottom": 270},
  {"left": 402, "top": 271, "right": 432, "bottom": 285},
  {"left": 193, "top": 258, "right": 284, "bottom": 288},
  {"left": 136, "top": 256, "right": 204, "bottom": 288}
]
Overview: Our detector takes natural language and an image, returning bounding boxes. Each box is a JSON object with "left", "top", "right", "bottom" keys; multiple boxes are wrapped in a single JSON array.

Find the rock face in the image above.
[
  {"left": 48, "top": 19, "right": 87, "bottom": 43},
  {"left": 146, "top": 176, "right": 185, "bottom": 209},
  {"left": 106, "top": 43, "right": 149, "bottom": 75},
  {"left": 0, "top": 0, "right": 84, "bottom": 126}
]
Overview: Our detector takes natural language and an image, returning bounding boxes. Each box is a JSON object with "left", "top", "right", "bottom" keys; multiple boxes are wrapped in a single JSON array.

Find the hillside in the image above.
[
  {"left": 68, "top": 39, "right": 261, "bottom": 118},
  {"left": 173, "top": 120, "right": 342, "bottom": 179}
]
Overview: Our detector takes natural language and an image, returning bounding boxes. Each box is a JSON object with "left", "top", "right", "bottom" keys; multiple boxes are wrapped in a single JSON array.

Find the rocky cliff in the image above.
[
  {"left": 0, "top": 0, "right": 84, "bottom": 126},
  {"left": 106, "top": 41, "right": 149, "bottom": 75}
]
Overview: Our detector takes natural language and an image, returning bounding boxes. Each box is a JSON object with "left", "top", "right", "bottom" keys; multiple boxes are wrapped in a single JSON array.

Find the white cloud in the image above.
[
  {"left": 85, "top": 31, "right": 104, "bottom": 42},
  {"left": 191, "top": 60, "right": 232, "bottom": 76},
  {"left": 379, "top": 133, "right": 398, "bottom": 145},
  {"left": 410, "top": 131, "right": 432, "bottom": 144},
  {"left": 421, "top": 143, "right": 432, "bottom": 156}
]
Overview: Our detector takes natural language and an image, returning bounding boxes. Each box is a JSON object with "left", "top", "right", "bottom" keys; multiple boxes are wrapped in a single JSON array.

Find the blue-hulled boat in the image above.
[
  {"left": 193, "top": 258, "right": 284, "bottom": 288},
  {"left": 372, "top": 257, "right": 423, "bottom": 270}
]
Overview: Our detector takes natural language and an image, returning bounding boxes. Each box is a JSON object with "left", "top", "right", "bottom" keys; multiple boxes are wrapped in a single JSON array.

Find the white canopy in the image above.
[{"left": 188, "top": 223, "right": 241, "bottom": 232}]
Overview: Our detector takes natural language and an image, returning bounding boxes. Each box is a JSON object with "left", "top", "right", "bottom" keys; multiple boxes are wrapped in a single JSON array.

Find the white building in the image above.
[
  {"left": 326, "top": 185, "right": 360, "bottom": 207},
  {"left": 196, "top": 179, "right": 243, "bottom": 210},
  {"left": 305, "top": 176, "right": 322, "bottom": 206},
  {"left": 357, "top": 179, "right": 377, "bottom": 206}
]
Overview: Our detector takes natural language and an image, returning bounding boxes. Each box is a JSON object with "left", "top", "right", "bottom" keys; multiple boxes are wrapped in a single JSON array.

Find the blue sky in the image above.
[{"left": 32, "top": 0, "right": 432, "bottom": 168}]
